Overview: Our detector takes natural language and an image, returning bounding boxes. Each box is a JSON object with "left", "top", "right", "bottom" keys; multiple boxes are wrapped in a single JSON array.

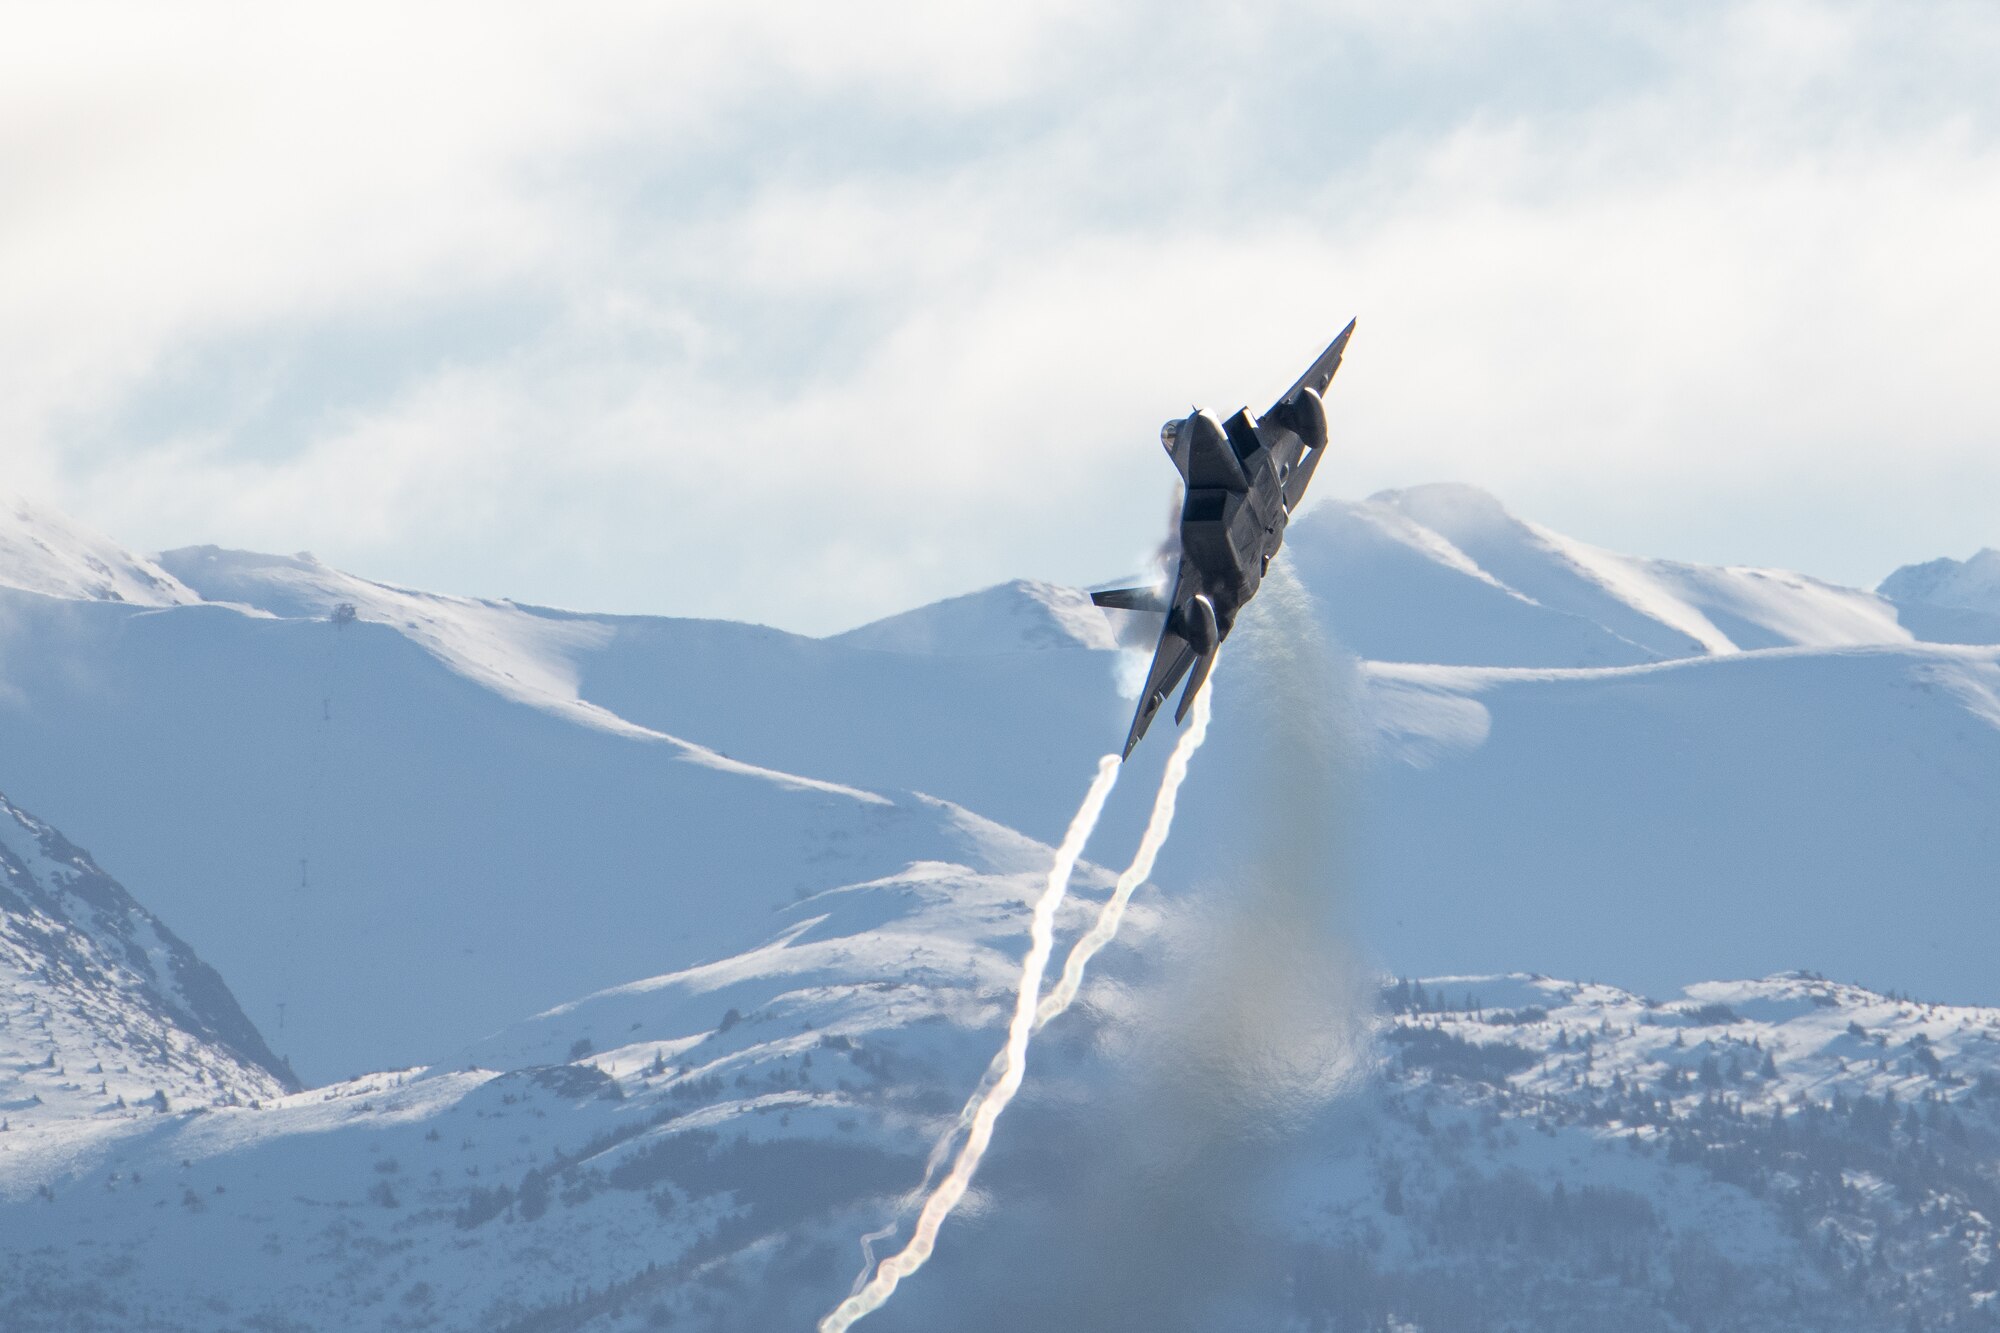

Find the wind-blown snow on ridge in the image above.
[
  {"left": 0, "top": 493, "right": 196, "bottom": 606},
  {"left": 1287, "top": 483, "right": 1916, "bottom": 666}
]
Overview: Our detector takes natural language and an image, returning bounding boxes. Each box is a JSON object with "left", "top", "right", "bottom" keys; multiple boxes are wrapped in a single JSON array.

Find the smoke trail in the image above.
[
  {"left": 1037, "top": 671, "right": 1214, "bottom": 1030},
  {"left": 820, "top": 753, "right": 1122, "bottom": 1333},
  {"left": 843, "top": 674, "right": 1219, "bottom": 1303}
]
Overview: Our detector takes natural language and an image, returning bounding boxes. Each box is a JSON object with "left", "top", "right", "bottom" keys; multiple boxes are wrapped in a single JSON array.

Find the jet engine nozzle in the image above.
[
  {"left": 1176, "top": 593, "right": 1220, "bottom": 655},
  {"left": 1268, "top": 384, "right": 1328, "bottom": 452}
]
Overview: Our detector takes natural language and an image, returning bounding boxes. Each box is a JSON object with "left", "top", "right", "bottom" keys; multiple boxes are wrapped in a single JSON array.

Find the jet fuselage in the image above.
[{"left": 1091, "top": 319, "right": 1352, "bottom": 757}]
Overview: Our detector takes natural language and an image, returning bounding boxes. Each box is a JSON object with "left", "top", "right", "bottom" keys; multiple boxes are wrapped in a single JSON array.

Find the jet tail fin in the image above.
[
  {"left": 1283, "top": 437, "right": 1327, "bottom": 510},
  {"left": 1174, "top": 651, "right": 1215, "bottom": 725}
]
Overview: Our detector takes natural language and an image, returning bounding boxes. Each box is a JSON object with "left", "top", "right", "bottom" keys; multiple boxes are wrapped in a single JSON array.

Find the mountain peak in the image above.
[
  {"left": 828, "top": 579, "right": 1118, "bottom": 654},
  {"left": 1878, "top": 548, "right": 2000, "bottom": 613},
  {"left": 1290, "top": 484, "right": 1913, "bottom": 664},
  {"left": 1368, "top": 481, "right": 1519, "bottom": 531}
]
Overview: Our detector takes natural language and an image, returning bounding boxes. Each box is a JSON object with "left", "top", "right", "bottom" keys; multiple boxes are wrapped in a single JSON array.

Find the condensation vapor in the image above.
[
  {"left": 1155, "top": 558, "right": 1369, "bottom": 1139},
  {"left": 945, "top": 559, "right": 1368, "bottom": 1333},
  {"left": 1037, "top": 674, "right": 1213, "bottom": 1030},
  {"left": 842, "top": 673, "right": 1217, "bottom": 1308},
  {"left": 819, "top": 753, "right": 1122, "bottom": 1333}
]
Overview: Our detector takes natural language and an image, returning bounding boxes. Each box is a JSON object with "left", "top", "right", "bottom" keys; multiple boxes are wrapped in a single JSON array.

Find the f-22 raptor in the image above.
[{"left": 1093, "top": 319, "right": 1355, "bottom": 759}]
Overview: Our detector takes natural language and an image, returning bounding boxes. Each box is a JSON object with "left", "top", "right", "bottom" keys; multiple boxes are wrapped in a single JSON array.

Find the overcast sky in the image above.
[{"left": 6, "top": 1, "right": 1998, "bottom": 633}]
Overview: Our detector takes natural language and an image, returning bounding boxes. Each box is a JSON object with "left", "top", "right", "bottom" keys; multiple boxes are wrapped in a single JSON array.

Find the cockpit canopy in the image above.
[{"left": 1160, "top": 417, "right": 1188, "bottom": 455}]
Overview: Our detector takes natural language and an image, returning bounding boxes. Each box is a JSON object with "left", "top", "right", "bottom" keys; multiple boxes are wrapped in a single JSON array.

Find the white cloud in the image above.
[{"left": 7, "top": 0, "right": 2000, "bottom": 630}]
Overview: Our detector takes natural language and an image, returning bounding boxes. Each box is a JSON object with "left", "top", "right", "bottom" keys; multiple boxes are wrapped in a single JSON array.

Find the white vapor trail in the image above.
[
  {"left": 841, "top": 670, "right": 1219, "bottom": 1301},
  {"left": 1037, "top": 670, "right": 1213, "bottom": 1030},
  {"left": 819, "top": 752, "right": 1123, "bottom": 1333}
]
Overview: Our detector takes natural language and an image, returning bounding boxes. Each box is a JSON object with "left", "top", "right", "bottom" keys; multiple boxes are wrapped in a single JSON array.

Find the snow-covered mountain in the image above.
[
  {"left": 1287, "top": 484, "right": 1914, "bottom": 667},
  {"left": 0, "top": 790, "right": 293, "bottom": 1141},
  {"left": 830, "top": 579, "right": 1120, "bottom": 655},
  {"left": 0, "top": 491, "right": 196, "bottom": 606},
  {"left": 3, "top": 487, "right": 1998, "bottom": 1085},
  {"left": 0, "top": 484, "right": 1996, "bottom": 1330},
  {"left": 1, "top": 945, "right": 1994, "bottom": 1331},
  {"left": 0, "top": 576, "right": 1023, "bottom": 1084},
  {"left": 1878, "top": 547, "right": 2000, "bottom": 647},
  {"left": 1353, "top": 642, "right": 2000, "bottom": 1006},
  {"left": 1881, "top": 547, "right": 2000, "bottom": 615}
]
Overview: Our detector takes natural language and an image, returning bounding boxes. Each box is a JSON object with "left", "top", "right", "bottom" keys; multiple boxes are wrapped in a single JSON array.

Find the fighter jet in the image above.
[{"left": 1092, "top": 319, "right": 1355, "bottom": 758}]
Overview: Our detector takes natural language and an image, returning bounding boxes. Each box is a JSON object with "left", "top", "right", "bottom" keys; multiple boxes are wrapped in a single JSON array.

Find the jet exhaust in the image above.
[
  {"left": 819, "top": 753, "right": 1123, "bottom": 1333},
  {"left": 1037, "top": 668, "right": 1214, "bottom": 1030},
  {"left": 820, "top": 314, "right": 1345, "bottom": 1322},
  {"left": 835, "top": 674, "right": 1221, "bottom": 1319}
]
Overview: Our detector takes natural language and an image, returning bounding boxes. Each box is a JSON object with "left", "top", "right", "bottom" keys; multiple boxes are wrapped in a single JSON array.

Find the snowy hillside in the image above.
[
  {"left": 153, "top": 549, "right": 1137, "bottom": 843},
  {"left": 1347, "top": 641, "right": 2000, "bottom": 1006},
  {"left": 0, "top": 814, "right": 1141, "bottom": 1331},
  {"left": 1882, "top": 548, "right": 2000, "bottom": 614},
  {"left": 0, "top": 576, "right": 1023, "bottom": 1083},
  {"left": 3, "top": 489, "right": 1997, "bottom": 1092},
  {"left": 0, "top": 487, "right": 1996, "bottom": 1329},
  {"left": 0, "top": 791, "right": 293, "bottom": 1144},
  {"left": 158, "top": 544, "right": 656, "bottom": 730},
  {"left": 0, "top": 942, "right": 1994, "bottom": 1331},
  {"left": 0, "top": 491, "right": 196, "bottom": 606},
  {"left": 1879, "top": 548, "right": 2000, "bottom": 647},
  {"left": 1296, "top": 972, "right": 2000, "bottom": 1331},
  {"left": 830, "top": 579, "right": 1120, "bottom": 654},
  {"left": 1285, "top": 484, "right": 1914, "bottom": 667}
]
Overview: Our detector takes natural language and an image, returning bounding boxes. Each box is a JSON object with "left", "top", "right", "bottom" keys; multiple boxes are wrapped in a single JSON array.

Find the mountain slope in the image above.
[
  {"left": 156, "top": 544, "right": 637, "bottom": 728},
  {"left": 0, "top": 492, "right": 195, "bottom": 606},
  {"left": 1880, "top": 547, "right": 2000, "bottom": 613},
  {"left": 0, "top": 790, "right": 294, "bottom": 1141},
  {"left": 1282, "top": 495, "right": 1659, "bottom": 668},
  {"left": 158, "top": 545, "right": 1140, "bottom": 848},
  {"left": 1878, "top": 548, "right": 2000, "bottom": 646},
  {"left": 0, "top": 949, "right": 1993, "bottom": 1331},
  {"left": 0, "top": 489, "right": 1995, "bottom": 1329},
  {"left": 830, "top": 579, "right": 1120, "bottom": 654},
  {"left": 0, "top": 585, "right": 999, "bottom": 1084},
  {"left": 1353, "top": 642, "right": 2000, "bottom": 1005},
  {"left": 0, "top": 828, "right": 1138, "bottom": 1331},
  {"left": 1286, "top": 484, "right": 1916, "bottom": 665},
  {"left": 16, "top": 490, "right": 2000, "bottom": 1076}
]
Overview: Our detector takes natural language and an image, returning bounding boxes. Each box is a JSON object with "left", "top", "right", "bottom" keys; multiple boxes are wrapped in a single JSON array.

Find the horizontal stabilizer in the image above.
[{"left": 1091, "top": 586, "right": 1169, "bottom": 613}]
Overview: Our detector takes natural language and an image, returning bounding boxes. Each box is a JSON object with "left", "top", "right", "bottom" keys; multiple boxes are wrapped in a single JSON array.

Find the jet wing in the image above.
[
  {"left": 1103, "top": 563, "right": 1202, "bottom": 759},
  {"left": 1269, "top": 317, "right": 1354, "bottom": 512},
  {"left": 1266, "top": 318, "right": 1355, "bottom": 419}
]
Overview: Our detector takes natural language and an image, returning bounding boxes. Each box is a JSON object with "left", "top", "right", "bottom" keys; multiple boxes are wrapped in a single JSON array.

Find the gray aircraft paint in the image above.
[{"left": 1094, "top": 319, "right": 1355, "bottom": 757}]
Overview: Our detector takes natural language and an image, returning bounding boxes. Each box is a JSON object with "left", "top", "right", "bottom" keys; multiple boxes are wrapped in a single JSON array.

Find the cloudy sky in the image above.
[{"left": 7, "top": 1, "right": 1998, "bottom": 632}]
